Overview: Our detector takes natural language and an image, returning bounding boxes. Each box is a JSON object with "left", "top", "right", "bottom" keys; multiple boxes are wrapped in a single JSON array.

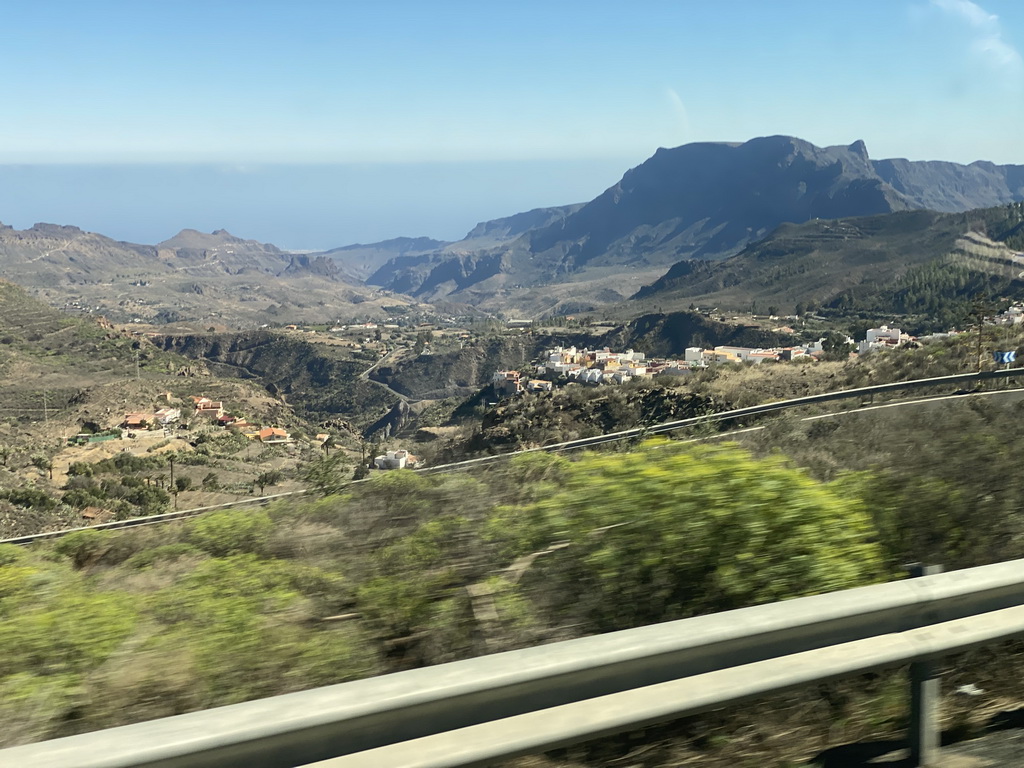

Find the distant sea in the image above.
[{"left": 0, "top": 158, "right": 636, "bottom": 251}]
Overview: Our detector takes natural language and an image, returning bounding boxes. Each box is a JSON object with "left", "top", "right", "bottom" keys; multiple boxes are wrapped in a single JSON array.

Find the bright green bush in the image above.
[
  {"left": 519, "top": 439, "right": 884, "bottom": 630},
  {"left": 186, "top": 509, "right": 273, "bottom": 557}
]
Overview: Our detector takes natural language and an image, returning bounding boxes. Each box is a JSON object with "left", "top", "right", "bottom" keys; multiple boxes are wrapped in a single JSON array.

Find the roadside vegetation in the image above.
[
  {"left": 7, "top": 280, "right": 1024, "bottom": 764},
  {"left": 6, "top": 374, "right": 1024, "bottom": 763}
]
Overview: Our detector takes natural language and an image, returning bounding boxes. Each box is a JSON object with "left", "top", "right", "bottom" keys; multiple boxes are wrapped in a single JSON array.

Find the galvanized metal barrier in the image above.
[
  {"left": 315, "top": 604, "right": 1024, "bottom": 768},
  {"left": 4, "top": 559, "right": 1024, "bottom": 768}
]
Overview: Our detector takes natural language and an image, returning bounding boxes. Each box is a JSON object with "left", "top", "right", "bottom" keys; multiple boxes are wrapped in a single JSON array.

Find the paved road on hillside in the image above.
[{"left": 358, "top": 346, "right": 411, "bottom": 402}]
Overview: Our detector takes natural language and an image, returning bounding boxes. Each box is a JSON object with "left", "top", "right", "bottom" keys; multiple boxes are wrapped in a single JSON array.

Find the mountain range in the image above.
[
  {"left": 0, "top": 224, "right": 412, "bottom": 326},
  {"left": 3, "top": 135, "right": 1024, "bottom": 324},
  {"left": 342, "top": 136, "right": 1024, "bottom": 314}
]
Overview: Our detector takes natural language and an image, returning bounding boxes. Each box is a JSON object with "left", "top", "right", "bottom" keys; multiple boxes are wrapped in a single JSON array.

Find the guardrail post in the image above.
[{"left": 908, "top": 563, "right": 943, "bottom": 767}]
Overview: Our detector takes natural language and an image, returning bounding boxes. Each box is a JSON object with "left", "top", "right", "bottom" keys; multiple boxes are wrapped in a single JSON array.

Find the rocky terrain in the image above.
[
  {"left": 629, "top": 202, "right": 1024, "bottom": 330},
  {"left": 361, "top": 136, "right": 1024, "bottom": 313},
  {"left": 0, "top": 223, "right": 416, "bottom": 326},
  {"left": 6, "top": 136, "right": 1024, "bottom": 324}
]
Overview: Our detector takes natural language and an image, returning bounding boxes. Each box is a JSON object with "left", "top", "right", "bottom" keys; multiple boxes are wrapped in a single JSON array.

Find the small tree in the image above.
[
  {"left": 30, "top": 454, "right": 53, "bottom": 480},
  {"left": 821, "top": 331, "right": 855, "bottom": 362},
  {"left": 256, "top": 470, "right": 282, "bottom": 495},
  {"left": 304, "top": 453, "right": 349, "bottom": 495}
]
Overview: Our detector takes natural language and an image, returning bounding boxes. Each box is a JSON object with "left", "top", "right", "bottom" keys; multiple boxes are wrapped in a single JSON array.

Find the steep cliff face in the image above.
[
  {"left": 526, "top": 136, "right": 910, "bottom": 269},
  {"left": 458, "top": 205, "right": 585, "bottom": 246},
  {"left": 371, "top": 336, "right": 544, "bottom": 399},
  {"left": 872, "top": 158, "right": 1024, "bottom": 212},
  {"left": 364, "top": 136, "right": 1024, "bottom": 308},
  {"left": 318, "top": 236, "right": 450, "bottom": 282},
  {"left": 155, "top": 332, "right": 398, "bottom": 428}
]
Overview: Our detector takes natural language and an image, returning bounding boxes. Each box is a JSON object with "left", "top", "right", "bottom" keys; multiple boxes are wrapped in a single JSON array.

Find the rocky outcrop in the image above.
[{"left": 366, "top": 136, "right": 1024, "bottom": 305}]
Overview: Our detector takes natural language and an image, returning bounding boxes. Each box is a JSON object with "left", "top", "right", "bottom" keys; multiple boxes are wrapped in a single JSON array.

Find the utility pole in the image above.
[
  {"left": 135, "top": 350, "right": 140, "bottom": 381},
  {"left": 976, "top": 319, "right": 984, "bottom": 372},
  {"left": 168, "top": 455, "right": 176, "bottom": 510},
  {"left": 42, "top": 390, "right": 49, "bottom": 429},
  {"left": 971, "top": 296, "right": 991, "bottom": 373}
]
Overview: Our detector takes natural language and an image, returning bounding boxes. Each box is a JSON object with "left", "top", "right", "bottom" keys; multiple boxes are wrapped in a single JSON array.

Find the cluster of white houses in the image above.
[{"left": 491, "top": 325, "right": 932, "bottom": 396}]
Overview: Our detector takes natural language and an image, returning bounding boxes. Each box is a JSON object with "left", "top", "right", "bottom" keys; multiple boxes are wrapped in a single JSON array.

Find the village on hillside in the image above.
[
  {"left": 112, "top": 395, "right": 296, "bottom": 446},
  {"left": 491, "top": 309, "right": 1024, "bottom": 397}
]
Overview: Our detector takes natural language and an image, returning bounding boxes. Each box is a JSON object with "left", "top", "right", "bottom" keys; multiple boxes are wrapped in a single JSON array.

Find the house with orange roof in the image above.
[{"left": 258, "top": 427, "right": 292, "bottom": 444}]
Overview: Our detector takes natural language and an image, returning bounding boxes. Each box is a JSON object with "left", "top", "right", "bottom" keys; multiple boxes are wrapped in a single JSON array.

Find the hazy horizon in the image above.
[
  {"left": 0, "top": 157, "right": 641, "bottom": 251},
  {"left": 3, "top": 1, "right": 1023, "bottom": 250}
]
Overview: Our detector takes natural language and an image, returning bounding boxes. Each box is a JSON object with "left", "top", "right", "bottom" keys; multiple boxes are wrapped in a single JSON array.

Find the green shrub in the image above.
[
  {"left": 186, "top": 509, "right": 274, "bottom": 557},
  {"left": 520, "top": 439, "right": 884, "bottom": 631},
  {"left": 125, "top": 543, "right": 204, "bottom": 570},
  {"left": 53, "top": 529, "right": 108, "bottom": 569}
]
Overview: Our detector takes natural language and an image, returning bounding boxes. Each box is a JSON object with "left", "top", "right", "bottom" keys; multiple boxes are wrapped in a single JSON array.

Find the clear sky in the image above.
[{"left": 1, "top": 0, "right": 1022, "bottom": 249}]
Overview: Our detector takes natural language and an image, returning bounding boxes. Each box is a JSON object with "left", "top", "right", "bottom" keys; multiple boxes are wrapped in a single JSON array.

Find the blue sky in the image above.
[{"left": 1, "top": 0, "right": 1023, "bottom": 249}]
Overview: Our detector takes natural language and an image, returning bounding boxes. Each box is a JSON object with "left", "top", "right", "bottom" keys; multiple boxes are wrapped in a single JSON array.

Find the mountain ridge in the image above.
[
  {"left": 362, "top": 136, "right": 1024, "bottom": 312},
  {"left": 0, "top": 224, "right": 414, "bottom": 325},
  {"left": 627, "top": 202, "right": 1024, "bottom": 331}
]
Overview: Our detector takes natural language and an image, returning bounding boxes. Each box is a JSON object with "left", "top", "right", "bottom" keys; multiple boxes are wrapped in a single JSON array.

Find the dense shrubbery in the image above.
[
  {"left": 0, "top": 486, "right": 57, "bottom": 511},
  {"left": 493, "top": 442, "right": 883, "bottom": 631},
  {"left": 4, "top": 375, "right": 1024, "bottom": 754},
  {"left": 0, "top": 510, "right": 378, "bottom": 745}
]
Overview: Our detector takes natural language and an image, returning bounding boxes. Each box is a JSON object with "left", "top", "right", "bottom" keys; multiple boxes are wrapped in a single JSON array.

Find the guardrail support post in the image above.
[{"left": 909, "top": 563, "right": 943, "bottom": 767}]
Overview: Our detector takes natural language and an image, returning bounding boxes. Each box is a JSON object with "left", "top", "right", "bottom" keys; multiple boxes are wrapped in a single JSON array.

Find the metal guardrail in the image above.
[
  {"left": 317, "top": 603, "right": 1024, "bottom": 768},
  {"left": 4, "top": 368, "right": 1023, "bottom": 547},
  {"left": 5, "top": 559, "right": 1024, "bottom": 768}
]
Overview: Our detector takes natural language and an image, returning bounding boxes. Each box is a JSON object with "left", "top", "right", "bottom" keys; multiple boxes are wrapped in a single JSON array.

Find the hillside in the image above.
[
  {"left": 0, "top": 281, "right": 325, "bottom": 537},
  {"left": 315, "top": 237, "right": 450, "bottom": 282},
  {"left": 153, "top": 331, "right": 399, "bottom": 432},
  {"left": 7, "top": 330, "right": 1024, "bottom": 763},
  {"left": 363, "top": 137, "right": 1024, "bottom": 313},
  {"left": 630, "top": 203, "right": 1024, "bottom": 330},
  {"left": 0, "top": 223, "right": 416, "bottom": 326}
]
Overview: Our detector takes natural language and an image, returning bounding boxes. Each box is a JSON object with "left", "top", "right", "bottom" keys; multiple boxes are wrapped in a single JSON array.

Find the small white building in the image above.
[
  {"left": 997, "top": 306, "right": 1024, "bottom": 325},
  {"left": 153, "top": 407, "right": 181, "bottom": 425},
  {"left": 859, "top": 325, "right": 910, "bottom": 355},
  {"left": 866, "top": 325, "right": 902, "bottom": 344},
  {"left": 374, "top": 449, "right": 420, "bottom": 470},
  {"left": 684, "top": 347, "right": 705, "bottom": 363},
  {"left": 492, "top": 370, "right": 522, "bottom": 397}
]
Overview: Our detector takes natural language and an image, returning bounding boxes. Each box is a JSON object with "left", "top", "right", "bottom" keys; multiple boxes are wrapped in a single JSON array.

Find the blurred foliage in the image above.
[
  {"left": 4, "top": 362, "right": 1024, "bottom": 752},
  {"left": 186, "top": 509, "right": 273, "bottom": 557},
  {"left": 491, "top": 441, "right": 883, "bottom": 631},
  {"left": 302, "top": 452, "right": 351, "bottom": 495}
]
